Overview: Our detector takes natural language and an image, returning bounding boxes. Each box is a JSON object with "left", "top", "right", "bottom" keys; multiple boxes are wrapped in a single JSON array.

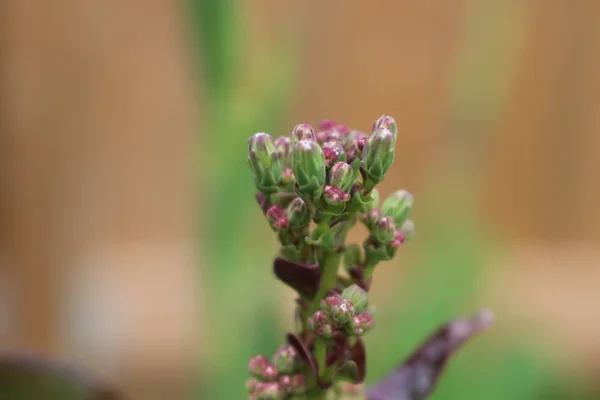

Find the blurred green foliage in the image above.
[{"left": 190, "top": 1, "right": 590, "bottom": 399}]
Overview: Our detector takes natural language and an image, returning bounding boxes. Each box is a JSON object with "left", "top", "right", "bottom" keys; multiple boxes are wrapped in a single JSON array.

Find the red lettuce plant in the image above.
[{"left": 246, "top": 116, "right": 494, "bottom": 399}]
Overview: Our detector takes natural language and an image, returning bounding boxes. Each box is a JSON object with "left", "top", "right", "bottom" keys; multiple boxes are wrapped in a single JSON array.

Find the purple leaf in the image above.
[
  {"left": 366, "top": 309, "right": 494, "bottom": 400},
  {"left": 274, "top": 257, "right": 321, "bottom": 298}
]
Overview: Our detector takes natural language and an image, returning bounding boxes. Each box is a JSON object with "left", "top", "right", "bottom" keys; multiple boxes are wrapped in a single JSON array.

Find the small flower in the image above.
[
  {"left": 266, "top": 205, "right": 289, "bottom": 230},
  {"left": 272, "top": 345, "right": 298, "bottom": 375},
  {"left": 249, "top": 355, "right": 270, "bottom": 377},
  {"left": 287, "top": 197, "right": 311, "bottom": 228},
  {"left": 347, "top": 312, "right": 375, "bottom": 336},
  {"left": 381, "top": 190, "right": 414, "bottom": 225},
  {"left": 372, "top": 216, "right": 396, "bottom": 244},
  {"left": 291, "top": 124, "right": 315, "bottom": 143},
  {"left": 341, "top": 284, "right": 368, "bottom": 313},
  {"left": 248, "top": 132, "right": 282, "bottom": 193},
  {"left": 323, "top": 185, "right": 351, "bottom": 206},
  {"left": 328, "top": 162, "right": 355, "bottom": 192},
  {"left": 322, "top": 141, "right": 346, "bottom": 167},
  {"left": 372, "top": 115, "right": 398, "bottom": 139}
]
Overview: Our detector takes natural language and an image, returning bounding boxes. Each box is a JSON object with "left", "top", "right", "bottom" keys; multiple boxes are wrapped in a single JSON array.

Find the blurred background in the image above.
[{"left": 1, "top": 0, "right": 599, "bottom": 399}]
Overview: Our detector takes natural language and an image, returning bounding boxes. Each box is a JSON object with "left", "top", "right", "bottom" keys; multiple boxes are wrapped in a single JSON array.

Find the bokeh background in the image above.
[{"left": 1, "top": 0, "right": 599, "bottom": 399}]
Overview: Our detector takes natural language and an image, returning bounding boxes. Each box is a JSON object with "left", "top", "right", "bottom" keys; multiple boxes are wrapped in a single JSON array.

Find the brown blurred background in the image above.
[{"left": 0, "top": 0, "right": 599, "bottom": 399}]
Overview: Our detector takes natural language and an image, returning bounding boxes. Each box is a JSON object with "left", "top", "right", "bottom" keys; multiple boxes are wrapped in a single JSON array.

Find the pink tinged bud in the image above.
[
  {"left": 330, "top": 298, "right": 355, "bottom": 324},
  {"left": 272, "top": 345, "right": 298, "bottom": 374},
  {"left": 320, "top": 119, "right": 337, "bottom": 131},
  {"left": 261, "top": 364, "right": 279, "bottom": 382},
  {"left": 321, "top": 294, "right": 343, "bottom": 310},
  {"left": 246, "top": 378, "right": 260, "bottom": 393},
  {"left": 290, "top": 374, "right": 306, "bottom": 393},
  {"left": 280, "top": 168, "right": 295, "bottom": 187},
  {"left": 291, "top": 124, "right": 315, "bottom": 144},
  {"left": 357, "top": 137, "right": 368, "bottom": 152},
  {"left": 373, "top": 216, "right": 396, "bottom": 244},
  {"left": 313, "top": 310, "right": 331, "bottom": 325},
  {"left": 316, "top": 323, "right": 334, "bottom": 338},
  {"left": 358, "top": 312, "right": 375, "bottom": 330},
  {"left": 322, "top": 141, "right": 346, "bottom": 167},
  {"left": 278, "top": 375, "right": 291, "bottom": 391},
  {"left": 275, "top": 136, "right": 293, "bottom": 168},
  {"left": 328, "top": 162, "right": 354, "bottom": 192},
  {"left": 323, "top": 185, "right": 351, "bottom": 206},
  {"left": 266, "top": 205, "right": 289, "bottom": 230},
  {"left": 348, "top": 316, "right": 365, "bottom": 336},
  {"left": 360, "top": 209, "right": 381, "bottom": 229},
  {"left": 389, "top": 229, "right": 407, "bottom": 248},
  {"left": 255, "top": 382, "right": 283, "bottom": 400},
  {"left": 287, "top": 197, "right": 311, "bottom": 227},
  {"left": 249, "top": 355, "right": 270, "bottom": 377},
  {"left": 372, "top": 115, "right": 398, "bottom": 139},
  {"left": 334, "top": 124, "right": 351, "bottom": 135}
]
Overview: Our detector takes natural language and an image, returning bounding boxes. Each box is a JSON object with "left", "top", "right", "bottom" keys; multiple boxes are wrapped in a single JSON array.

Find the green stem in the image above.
[{"left": 311, "top": 251, "right": 341, "bottom": 310}]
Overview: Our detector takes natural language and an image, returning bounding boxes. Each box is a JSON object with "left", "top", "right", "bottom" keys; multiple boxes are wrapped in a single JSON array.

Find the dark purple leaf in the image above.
[
  {"left": 0, "top": 353, "right": 126, "bottom": 399},
  {"left": 366, "top": 309, "right": 494, "bottom": 400},
  {"left": 274, "top": 257, "right": 321, "bottom": 298}
]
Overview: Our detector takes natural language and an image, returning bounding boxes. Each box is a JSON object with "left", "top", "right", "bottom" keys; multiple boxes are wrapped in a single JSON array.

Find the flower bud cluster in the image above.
[
  {"left": 247, "top": 345, "right": 305, "bottom": 399},
  {"left": 307, "top": 285, "right": 374, "bottom": 339}
]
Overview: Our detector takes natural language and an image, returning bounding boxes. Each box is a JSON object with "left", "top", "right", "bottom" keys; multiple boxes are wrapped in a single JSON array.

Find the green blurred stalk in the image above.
[{"left": 190, "top": 1, "right": 301, "bottom": 398}]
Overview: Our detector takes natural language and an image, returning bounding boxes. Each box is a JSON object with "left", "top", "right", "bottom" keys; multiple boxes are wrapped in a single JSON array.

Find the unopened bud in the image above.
[
  {"left": 323, "top": 185, "right": 351, "bottom": 206},
  {"left": 372, "top": 115, "right": 398, "bottom": 139},
  {"left": 372, "top": 216, "right": 396, "bottom": 244},
  {"left": 266, "top": 205, "right": 289, "bottom": 230},
  {"left": 287, "top": 197, "right": 311, "bottom": 227},
  {"left": 246, "top": 378, "right": 260, "bottom": 393},
  {"left": 341, "top": 284, "right": 368, "bottom": 313},
  {"left": 249, "top": 355, "right": 270, "bottom": 377},
  {"left": 361, "top": 129, "right": 395, "bottom": 190},
  {"left": 360, "top": 209, "right": 381, "bottom": 230},
  {"left": 278, "top": 375, "right": 291, "bottom": 391},
  {"left": 289, "top": 374, "right": 306, "bottom": 394},
  {"left": 275, "top": 136, "right": 293, "bottom": 168},
  {"left": 347, "top": 312, "right": 374, "bottom": 336},
  {"left": 291, "top": 124, "right": 315, "bottom": 143},
  {"left": 401, "top": 219, "right": 416, "bottom": 241},
  {"left": 262, "top": 364, "right": 279, "bottom": 382},
  {"left": 292, "top": 139, "right": 326, "bottom": 197},
  {"left": 361, "top": 189, "right": 380, "bottom": 213},
  {"left": 272, "top": 345, "right": 298, "bottom": 375},
  {"left": 248, "top": 133, "right": 282, "bottom": 193},
  {"left": 280, "top": 168, "right": 295, "bottom": 188},
  {"left": 308, "top": 310, "right": 330, "bottom": 333},
  {"left": 254, "top": 382, "right": 283, "bottom": 400},
  {"left": 389, "top": 229, "right": 407, "bottom": 248},
  {"left": 315, "top": 323, "right": 333, "bottom": 338},
  {"left": 322, "top": 141, "right": 346, "bottom": 167},
  {"left": 328, "top": 162, "right": 355, "bottom": 192},
  {"left": 381, "top": 190, "right": 413, "bottom": 225},
  {"left": 322, "top": 294, "right": 355, "bottom": 324}
]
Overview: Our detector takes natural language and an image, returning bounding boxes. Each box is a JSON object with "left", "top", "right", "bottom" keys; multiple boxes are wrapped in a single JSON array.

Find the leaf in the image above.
[
  {"left": 366, "top": 309, "right": 494, "bottom": 400},
  {"left": 0, "top": 353, "right": 125, "bottom": 399},
  {"left": 273, "top": 257, "right": 321, "bottom": 298}
]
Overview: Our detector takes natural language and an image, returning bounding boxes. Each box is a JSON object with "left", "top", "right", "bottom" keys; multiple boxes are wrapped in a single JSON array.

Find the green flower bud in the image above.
[
  {"left": 401, "top": 219, "right": 416, "bottom": 241},
  {"left": 292, "top": 139, "right": 326, "bottom": 198},
  {"left": 322, "top": 295, "right": 355, "bottom": 324},
  {"left": 248, "top": 133, "right": 282, "bottom": 193},
  {"left": 343, "top": 244, "right": 362, "bottom": 271},
  {"left": 280, "top": 168, "right": 295, "bottom": 189},
  {"left": 361, "top": 128, "right": 395, "bottom": 190},
  {"left": 323, "top": 185, "right": 350, "bottom": 207},
  {"left": 381, "top": 190, "right": 414, "bottom": 225},
  {"left": 287, "top": 197, "right": 311, "bottom": 227},
  {"left": 328, "top": 162, "right": 355, "bottom": 192},
  {"left": 372, "top": 115, "right": 398, "bottom": 139},
  {"left": 291, "top": 124, "right": 315, "bottom": 144},
  {"left": 347, "top": 312, "right": 374, "bottom": 336},
  {"left": 275, "top": 136, "right": 293, "bottom": 168},
  {"left": 341, "top": 284, "right": 368, "bottom": 313},
  {"left": 372, "top": 216, "right": 396, "bottom": 244}
]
